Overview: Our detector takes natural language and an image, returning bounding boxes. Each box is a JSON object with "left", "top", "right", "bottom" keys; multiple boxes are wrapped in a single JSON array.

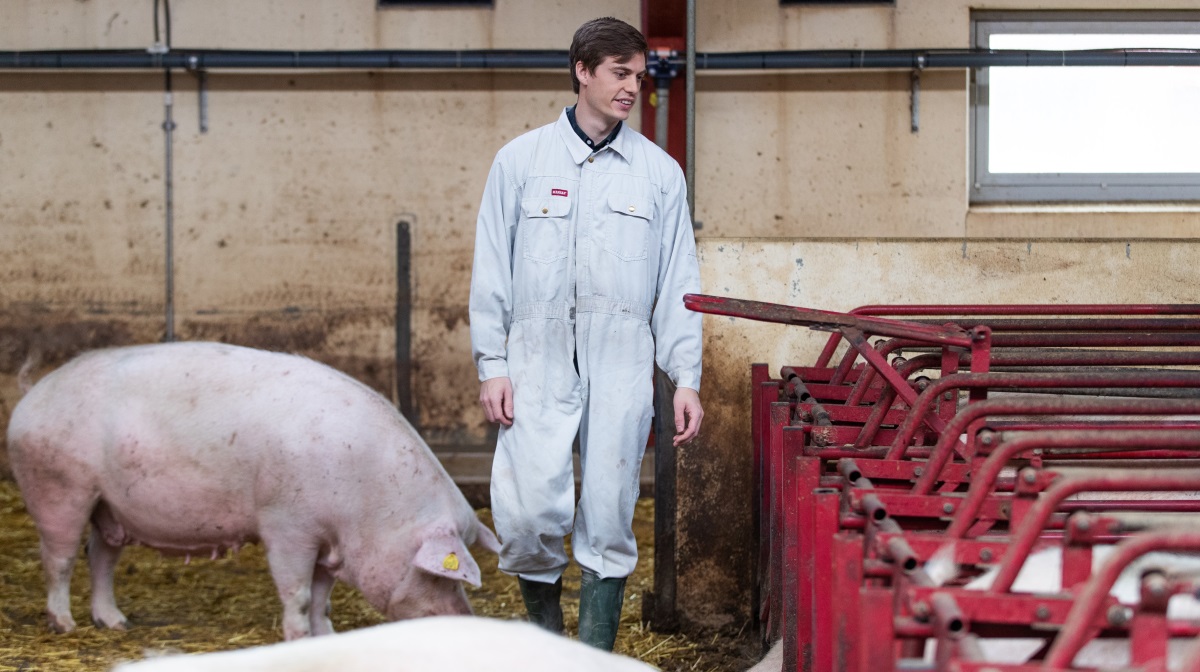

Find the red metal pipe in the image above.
[
  {"left": 889, "top": 372, "right": 1200, "bottom": 462},
  {"left": 943, "top": 428, "right": 1200, "bottom": 538},
  {"left": 682, "top": 294, "right": 973, "bottom": 346},
  {"left": 852, "top": 304, "right": 1200, "bottom": 317},
  {"left": 1043, "top": 532, "right": 1200, "bottom": 669},
  {"left": 990, "top": 474, "right": 1200, "bottom": 594},
  {"left": 911, "top": 397, "right": 1200, "bottom": 495}
]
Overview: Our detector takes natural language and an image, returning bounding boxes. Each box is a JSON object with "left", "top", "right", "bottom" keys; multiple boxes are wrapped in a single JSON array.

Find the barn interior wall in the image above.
[{"left": 3, "top": 0, "right": 1198, "bottom": 633}]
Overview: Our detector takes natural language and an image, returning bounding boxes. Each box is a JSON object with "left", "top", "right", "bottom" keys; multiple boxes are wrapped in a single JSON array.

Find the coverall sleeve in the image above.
[
  {"left": 651, "top": 167, "right": 703, "bottom": 391},
  {"left": 469, "top": 158, "right": 519, "bottom": 382}
]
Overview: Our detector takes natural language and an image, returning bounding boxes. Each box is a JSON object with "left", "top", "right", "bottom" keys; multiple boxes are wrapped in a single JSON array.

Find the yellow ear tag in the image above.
[{"left": 442, "top": 553, "right": 459, "bottom": 571}]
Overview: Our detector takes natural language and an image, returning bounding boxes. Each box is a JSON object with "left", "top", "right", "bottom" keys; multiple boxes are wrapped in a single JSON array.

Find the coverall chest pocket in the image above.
[
  {"left": 601, "top": 192, "right": 654, "bottom": 262},
  {"left": 520, "top": 197, "right": 571, "bottom": 264}
]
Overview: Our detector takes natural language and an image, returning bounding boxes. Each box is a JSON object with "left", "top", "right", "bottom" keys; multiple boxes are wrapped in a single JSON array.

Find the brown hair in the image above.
[{"left": 568, "top": 17, "right": 648, "bottom": 94}]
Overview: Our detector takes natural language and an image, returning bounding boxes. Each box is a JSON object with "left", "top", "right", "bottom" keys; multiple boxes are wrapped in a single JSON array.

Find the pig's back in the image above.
[
  {"left": 8, "top": 342, "right": 434, "bottom": 551},
  {"left": 110, "top": 616, "right": 659, "bottom": 671}
]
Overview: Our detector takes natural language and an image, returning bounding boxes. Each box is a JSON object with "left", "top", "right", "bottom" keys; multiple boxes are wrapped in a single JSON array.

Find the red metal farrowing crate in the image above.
[{"left": 686, "top": 294, "right": 1200, "bottom": 672}]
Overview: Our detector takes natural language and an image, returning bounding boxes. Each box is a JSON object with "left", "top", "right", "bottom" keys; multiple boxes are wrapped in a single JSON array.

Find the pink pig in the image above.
[{"left": 6, "top": 342, "right": 500, "bottom": 640}]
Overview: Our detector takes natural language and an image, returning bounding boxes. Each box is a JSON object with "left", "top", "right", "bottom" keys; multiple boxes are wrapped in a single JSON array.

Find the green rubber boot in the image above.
[
  {"left": 518, "top": 577, "right": 564, "bottom": 634},
  {"left": 577, "top": 569, "right": 626, "bottom": 651}
]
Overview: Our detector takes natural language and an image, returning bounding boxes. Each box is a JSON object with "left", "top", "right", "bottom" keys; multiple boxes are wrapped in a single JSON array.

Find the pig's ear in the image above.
[
  {"left": 473, "top": 519, "right": 501, "bottom": 555},
  {"left": 413, "top": 533, "right": 484, "bottom": 587}
]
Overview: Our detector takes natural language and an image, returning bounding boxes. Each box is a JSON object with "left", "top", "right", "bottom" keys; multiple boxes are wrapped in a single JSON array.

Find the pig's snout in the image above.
[{"left": 387, "top": 578, "right": 474, "bottom": 621}]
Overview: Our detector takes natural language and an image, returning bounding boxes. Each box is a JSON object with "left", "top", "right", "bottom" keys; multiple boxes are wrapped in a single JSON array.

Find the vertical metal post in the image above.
[
  {"left": 654, "top": 82, "right": 670, "bottom": 151},
  {"left": 910, "top": 54, "right": 925, "bottom": 134},
  {"left": 686, "top": 0, "right": 696, "bottom": 219},
  {"left": 750, "top": 363, "right": 772, "bottom": 645},
  {"left": 811, "top": 488, "right": 841, "bottom": 672},
  {"left": 649, "top": 366, "right": 678, "bottom": 629},
  {"left": 162, "top": 67, "right": 176, "bottom": 342},
  {"left": 395, "top": 219, "right": 416, "bottom": 423}
]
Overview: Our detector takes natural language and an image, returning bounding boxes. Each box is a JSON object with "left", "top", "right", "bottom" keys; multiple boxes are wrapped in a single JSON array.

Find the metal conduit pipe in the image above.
[
  {"left": 685, "top": 0, "right": 696, "bottom": 219},
  {"left": 3, "top": 47, "right": 1200, "bottom": 71},
  {"left": 0, "top": 49, "right": 568, "bottom": 70}
]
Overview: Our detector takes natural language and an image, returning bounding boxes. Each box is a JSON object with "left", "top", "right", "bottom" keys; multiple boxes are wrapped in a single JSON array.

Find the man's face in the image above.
[{"left": 575, "top": 53, "right": 647, "bottom": 131}]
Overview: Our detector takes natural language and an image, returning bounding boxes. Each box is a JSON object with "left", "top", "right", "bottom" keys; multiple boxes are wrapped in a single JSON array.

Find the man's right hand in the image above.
[{"left": 479, "top": 377, "right": 514, "bottom": 426}]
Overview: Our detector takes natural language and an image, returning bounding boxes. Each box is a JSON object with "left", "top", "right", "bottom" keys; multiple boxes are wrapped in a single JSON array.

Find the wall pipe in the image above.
[
  {"left": 3, "top": 47, "right": 1200, "bottom": 70},
  {"left": 685, "top": 0, "right": 696, "bottom": 220}
]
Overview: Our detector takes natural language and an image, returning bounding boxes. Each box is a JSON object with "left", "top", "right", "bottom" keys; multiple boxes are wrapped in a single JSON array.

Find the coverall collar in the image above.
[{"left": 556, "top": 107, "right": 631, "bottom": 165}]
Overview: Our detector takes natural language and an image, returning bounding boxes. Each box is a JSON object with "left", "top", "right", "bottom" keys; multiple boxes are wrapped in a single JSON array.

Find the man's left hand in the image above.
[{"left": 672, "top": 387, "right": 704, "bottom": 446}]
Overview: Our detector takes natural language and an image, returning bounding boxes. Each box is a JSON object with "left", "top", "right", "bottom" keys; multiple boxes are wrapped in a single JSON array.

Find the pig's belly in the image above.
[
  {"left": 91, "top": 428, "right": 271, "bottom": 552},
  {"left": 94, "top": 479, "right": 262, "bottom": 555}
]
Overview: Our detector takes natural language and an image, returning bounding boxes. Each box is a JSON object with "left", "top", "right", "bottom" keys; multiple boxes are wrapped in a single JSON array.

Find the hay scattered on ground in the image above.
[{"left": 0, "top": 481, "right": 757, "bottom": 671}]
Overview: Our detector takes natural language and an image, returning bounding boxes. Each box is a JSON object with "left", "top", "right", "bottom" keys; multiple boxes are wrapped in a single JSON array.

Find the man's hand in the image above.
[
  {"left": 672, "top": 387, "right": 703, "bottom": 446},
  {"left": 480, "top": 377, "right": 514, "bottom": 426}
]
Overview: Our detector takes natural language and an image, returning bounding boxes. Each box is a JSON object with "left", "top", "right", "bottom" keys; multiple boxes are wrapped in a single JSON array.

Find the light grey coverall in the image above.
[{"left": 469, "top": 108, "right": 702, "bottom": 583}]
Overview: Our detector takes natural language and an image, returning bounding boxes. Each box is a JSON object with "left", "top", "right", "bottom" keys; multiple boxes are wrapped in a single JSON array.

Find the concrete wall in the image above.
[
  {"left": 1, "top": 0, "right": 640, "bottom": 455},
  {"left": 694, "top": 0, "right": 1200, "bottom": 239},
  {"left": 3, "top": 0, "right": 1200, "bottom": 633}
]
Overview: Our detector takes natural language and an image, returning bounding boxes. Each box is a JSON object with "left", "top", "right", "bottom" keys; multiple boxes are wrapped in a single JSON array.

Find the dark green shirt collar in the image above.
[{"left": 566, "top": 105, "right": 622, "bottom": 152}]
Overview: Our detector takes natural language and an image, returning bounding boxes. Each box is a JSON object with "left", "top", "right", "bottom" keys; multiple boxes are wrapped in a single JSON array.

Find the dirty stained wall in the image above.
[
  {"left": 1, "top": 1, "right": 637, "bottom": 457},
  {"left": 4, "top": 0, "right": 1200, "bottom": 636}
]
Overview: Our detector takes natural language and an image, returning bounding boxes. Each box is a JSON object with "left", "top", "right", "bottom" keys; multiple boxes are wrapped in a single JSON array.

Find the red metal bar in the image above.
[
  {"left": 858, "top": 588, "right": 894, "bottom": 672},
  {"left": 785, "top": 454, "right": 821, "bottom": 672},
  {"left": 832, "top": 533, "right": 863, "bottom": 672},
  {"left": 967, "top": 326, "right": 993, "bottom": 403},
  {"left": 945, "top": 428, "right": 1200, "bottom": 538},
  {"left": 889, "top": 372, "right": 1200, "bottom": 462},
  {"left": 683, "top": 294, "right": 974, "bottom": 347},
  {"left": 892, "top": 316, "right": 1200, "bottom": 331},
  {"left": 852, "top": 303, "right": 1200, "bottom": 317},
  {"left": 991, "top": 474, "right": 1200, "bottom": 594},
  {"left": 1130, "top": 572, "right": 1171, "bottom": 669},
  {"left": 811, "top": 489, "right": 841, "bottom": 672},
  {"left": 912, "top": 397, "right": 1200, "bottom": 496},
  {"left": 767, "top": 402, "right": 791, "bottom": 642},
  {"left": 1044, "top": 532, "right": 1200, "bottom": 669},
  {"left": 822, "top": 301, "right": 1200, "bottom": 373},
  {"left": 843, "top": 327, "right": 923, "bottom": 407}
]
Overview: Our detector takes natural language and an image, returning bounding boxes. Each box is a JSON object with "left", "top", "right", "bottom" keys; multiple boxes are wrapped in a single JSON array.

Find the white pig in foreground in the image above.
[
  {"left": 7, "top": 342, "right": 500, "bottom": 640},
  {"left": 108, "top": 616, "right": 658, "bottom": 672}
]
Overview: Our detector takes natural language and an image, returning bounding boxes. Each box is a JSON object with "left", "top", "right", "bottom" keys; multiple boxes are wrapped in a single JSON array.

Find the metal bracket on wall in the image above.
[
  {"left": 186, "top": 55, "right": 208, "bottom": 134},
  {"left": 910, "top": 54, "right": 925, "bottom": 134}
]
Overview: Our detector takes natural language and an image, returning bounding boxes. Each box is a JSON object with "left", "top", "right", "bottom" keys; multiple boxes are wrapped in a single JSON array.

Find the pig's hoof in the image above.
[
  {"left": 93, "top": 615, "right": 128, "bottom": 630},
  {"left": 48, "top": 614, "right": 77, "bottom": 634}
]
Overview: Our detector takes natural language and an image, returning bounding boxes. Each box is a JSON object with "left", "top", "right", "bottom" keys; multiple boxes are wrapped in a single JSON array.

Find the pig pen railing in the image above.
[{"left": 685, "top": 293, "right": 1200, "bottom": 672}]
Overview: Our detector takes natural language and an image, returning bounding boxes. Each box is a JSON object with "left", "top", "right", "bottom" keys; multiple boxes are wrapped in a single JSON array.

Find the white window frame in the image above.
[{"left": 971, "top": 11, "right": 1200, "bottom": 204}]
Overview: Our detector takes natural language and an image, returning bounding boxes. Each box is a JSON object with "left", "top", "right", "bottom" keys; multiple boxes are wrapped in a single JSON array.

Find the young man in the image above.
[{"left": 469, "top": 17, "right": 704, "bottom": 652}]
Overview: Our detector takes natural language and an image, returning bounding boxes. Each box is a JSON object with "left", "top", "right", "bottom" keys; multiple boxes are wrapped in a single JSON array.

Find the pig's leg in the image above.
[
  {"left": 86, "top": 526, "right": 128, "bottom": 629},
  {"left": 308, "top": 564, "right": 336, "bottom": 636},
  {"left": 263, "top": 534, "right": 320, "bottom": 640},
  {"left": 39, "top": 537, "right": 79, "bottom": 633},
  {"left": 27, "top": 493, "right": 97, "bottom": 633}
]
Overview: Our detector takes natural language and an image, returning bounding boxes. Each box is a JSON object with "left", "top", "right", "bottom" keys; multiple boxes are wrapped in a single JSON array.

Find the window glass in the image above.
[{"left": 972, "top": 13, "right": 1200, "bottom": 203}]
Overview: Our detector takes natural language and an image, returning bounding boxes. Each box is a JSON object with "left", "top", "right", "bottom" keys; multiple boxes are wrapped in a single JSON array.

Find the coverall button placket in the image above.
[{"left": 576, "top": 152, "right": 592, "bottom": 394}]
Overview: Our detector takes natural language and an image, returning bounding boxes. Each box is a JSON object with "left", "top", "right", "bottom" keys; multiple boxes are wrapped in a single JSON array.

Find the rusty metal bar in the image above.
[
  {"left": 910, "top": 397, "right": 1200, "bottom": 494},
  {"left": 1045, "top": 532, "right": 1200, "bottom": 669},
  {"left": 991, "top": 473, "right": 1200, "bottom": 594},
  {"left": 890, "top": 372, "right": 1200, "bottom": 461},
  {"left": 943, "top": 428, "right": 1200, "bottom": 538},
  {"left": 683, "top": 294, "right": 973, "bottom": 347}
]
